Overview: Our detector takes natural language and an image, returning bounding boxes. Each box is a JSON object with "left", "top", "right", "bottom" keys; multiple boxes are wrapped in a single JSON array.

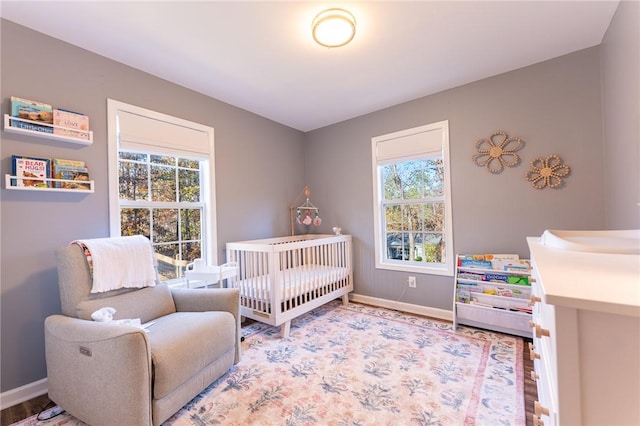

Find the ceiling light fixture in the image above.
[{"left": 312, "top": 8, "right": 356, "bottom": 48}]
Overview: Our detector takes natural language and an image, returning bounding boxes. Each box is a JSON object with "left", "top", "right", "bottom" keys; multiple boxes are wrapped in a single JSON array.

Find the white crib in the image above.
[{"left": 226, "top": 234, "right": 353, "bottom": 337}]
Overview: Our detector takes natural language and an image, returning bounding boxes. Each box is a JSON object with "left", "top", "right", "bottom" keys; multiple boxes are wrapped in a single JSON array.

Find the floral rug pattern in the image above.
[{"left": 15, "top": 301, "right": 524, "bottom": 425}]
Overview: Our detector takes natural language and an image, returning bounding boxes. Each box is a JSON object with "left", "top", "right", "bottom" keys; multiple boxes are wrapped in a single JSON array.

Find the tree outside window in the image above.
[
  {"left": 382, "top": 158, "right": 446, "bottom": 265},
  {"left": 119, "top": 152, "right": 204, "bottom": 281},
  {"left": 372, "top": 120, "right": 453, "bottom": 277}
]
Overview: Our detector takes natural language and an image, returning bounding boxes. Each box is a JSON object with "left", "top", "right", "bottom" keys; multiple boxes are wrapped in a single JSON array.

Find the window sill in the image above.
[{"left": 376, "top": 261, "right": 454, "bottom": 277}]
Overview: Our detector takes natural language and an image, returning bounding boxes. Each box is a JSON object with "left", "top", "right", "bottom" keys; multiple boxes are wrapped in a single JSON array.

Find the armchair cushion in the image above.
[
  {"left": 75, "top": 285, "right": 176, "bottom": 323},
  {"left": 148, "top": 311, "right": 236, "bottom": 399},
  {"left": 49, "top": 239, "right": 241, "bottom": 426}
]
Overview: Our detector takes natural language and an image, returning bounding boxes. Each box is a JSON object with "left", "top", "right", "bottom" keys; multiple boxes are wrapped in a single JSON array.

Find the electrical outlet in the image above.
[{"left": 408, "top": 276, "right": 416, "bottom": 288}]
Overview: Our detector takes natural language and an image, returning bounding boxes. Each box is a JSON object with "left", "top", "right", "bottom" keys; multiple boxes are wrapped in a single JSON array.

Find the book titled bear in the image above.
[{"left": 11, "top": 155, "right": 51, "bottom": 188}]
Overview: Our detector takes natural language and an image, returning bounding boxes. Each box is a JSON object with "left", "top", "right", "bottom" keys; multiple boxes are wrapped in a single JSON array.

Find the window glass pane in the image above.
[
  {"left": 182, "top": 241, "right": 202, "bottom": 264},
  {"left": 179, "top": 169, "right": 200, "bottom": 202},
  {"left": 408, "top": 233, "right": 423, "bottom": 261},
  {"left": 152, "top": 208, "right": 178, "bottom": 243},
  {"left": 155, "top": 243, "right": 180, "bottom": 281},
  {"left": 120, "top": 208, "right": 150, "bottom": 238},
  {"left": 424, "top": 159, "right": 444, "bottom": 197},
  {"left": 181, "top": 208, "right": 202, "bottom": 241},
  {"left": 385, "top": 205, "right": 402, "bottom": 231},
  {"left": 423, "top": 203, "right": 444, "bottom": 232},
  {"left": 386, "top": 232, "right": 406, "bottom": 260},
  {"left": 422, "top": 233, "right": 445, "bottom": 263},
  {"left": 119, "top": 161, "right": 148, "bottom": 201},
  {"left": 151, "top": 154, "right": 176, "bottom": 166},
  {"left": 151, "top": 165, "right": 176, "bottom": 202},
  {"left": 178, "top": 158, "right": 199, "bottom": 169},
  {"left": 119, "top": 152, "right": 147, "bottom": 161},
  {"left": 406, "top": 205, "right": 422, "bottom": 231},
  {"left": 399, "top": 161, "right": 423, "bottom": 200},
  {"left": 382, "top": 164, "right": 403, "bottom": 200}
]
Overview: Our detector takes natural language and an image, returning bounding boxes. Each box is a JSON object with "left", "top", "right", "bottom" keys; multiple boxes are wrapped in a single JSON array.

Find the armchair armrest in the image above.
[
  {"left": 171, "top": 287, "right": 239, "bottom": 315},
  {"left": 45, "top": 315, "right": 153, "bottom": 426},
  {"left": 171, "top": 288, "right": 241, "bottom": 363}
]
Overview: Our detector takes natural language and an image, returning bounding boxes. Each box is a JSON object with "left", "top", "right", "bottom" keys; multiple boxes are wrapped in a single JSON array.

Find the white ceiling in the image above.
[{"left": 1, "top": 1, "right": 619, "bottom": 132}]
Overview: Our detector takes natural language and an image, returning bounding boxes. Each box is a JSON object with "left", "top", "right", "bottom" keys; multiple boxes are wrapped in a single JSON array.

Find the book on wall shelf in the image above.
[
  {"left": 52, "top": 158, "right": 91, "bottom": 190},
  {"left": 7, "top": 156, "right": 93, "bottom": 192},
  {"left": 9, "top": 96, "right": 54, "bottom": 134},
  {"left": 53, "top": 109, "right": 90, "bottom": 140},
  {"left": 5, "top": 96, "right": 92, "bottom": 144},
  {"left": 11, "top": 155, "right": 51, "bottom": 188}
]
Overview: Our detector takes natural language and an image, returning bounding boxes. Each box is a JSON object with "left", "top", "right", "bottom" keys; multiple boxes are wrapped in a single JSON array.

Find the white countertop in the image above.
[{"left": 527, "top": 236, "right": 640, "bottom": 317}]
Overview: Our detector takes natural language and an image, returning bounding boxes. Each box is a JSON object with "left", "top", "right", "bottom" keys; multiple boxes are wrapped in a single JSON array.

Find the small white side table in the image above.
[{"left": 184, "top": 262, "right": 238, "bottom": 288}]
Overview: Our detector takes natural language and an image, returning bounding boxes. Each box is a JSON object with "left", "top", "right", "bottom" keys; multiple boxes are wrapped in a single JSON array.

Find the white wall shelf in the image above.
[
  {"left": 5, "top": 174, "right": 94, "bottom": 193},
  {"left": 3, "top": 114, "right": 92, "bottom": 145}
]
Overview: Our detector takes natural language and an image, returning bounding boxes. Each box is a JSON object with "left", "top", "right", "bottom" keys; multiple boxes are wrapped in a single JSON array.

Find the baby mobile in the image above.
[{"left": 290, "top": 185, "right": 322, "bottom": 235}]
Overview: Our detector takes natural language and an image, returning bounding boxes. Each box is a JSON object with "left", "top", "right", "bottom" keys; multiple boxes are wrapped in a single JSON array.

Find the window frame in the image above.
[
  {"left": 371, "top": 120, "right": 454, "bottom": 277},
  {"left": 107, "top": 100, "right": 217, "bottom": 283}
]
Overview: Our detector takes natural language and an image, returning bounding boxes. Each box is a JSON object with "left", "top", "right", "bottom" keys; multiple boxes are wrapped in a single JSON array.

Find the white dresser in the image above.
[{"left": 527, "top": 236, "right": 640, "bottom": 426}]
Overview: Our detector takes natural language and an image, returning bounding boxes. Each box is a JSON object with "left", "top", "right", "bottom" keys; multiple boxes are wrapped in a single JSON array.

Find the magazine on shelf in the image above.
[{"left": 11, "top": 155, "right": 51, "bottom": 188}]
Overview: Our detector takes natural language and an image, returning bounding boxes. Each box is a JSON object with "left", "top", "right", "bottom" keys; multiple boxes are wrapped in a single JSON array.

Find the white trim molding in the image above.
[
  {"left": 0, "top": 378, "right": 47, "bottom": 410},
  {"left": 349, "top": 293, "right": 453, "bottom": 322}
]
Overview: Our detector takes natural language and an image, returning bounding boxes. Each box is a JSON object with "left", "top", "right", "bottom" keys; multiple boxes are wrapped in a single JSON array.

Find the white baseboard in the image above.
[
  {"left": 349, "top": 293, "right": 454, "bottom": 322},
  {"left": 0, "top": 378, "right": 48, "bottom": 411}
]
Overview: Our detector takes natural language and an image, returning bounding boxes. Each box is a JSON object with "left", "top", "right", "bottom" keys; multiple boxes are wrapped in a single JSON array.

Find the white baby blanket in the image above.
[{"left": 74, "top": 235, "right": 157, "bottom": 293}]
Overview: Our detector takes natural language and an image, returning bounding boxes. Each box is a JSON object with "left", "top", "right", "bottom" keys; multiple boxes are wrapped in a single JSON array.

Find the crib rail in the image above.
[{"left": 226, "top": 234, "right": 353, "bottom": 325}]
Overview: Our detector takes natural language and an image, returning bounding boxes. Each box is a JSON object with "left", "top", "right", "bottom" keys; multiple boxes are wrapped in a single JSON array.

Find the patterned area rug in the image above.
[{"left": 14, "top": 301, "right": 524, "bottom": 425}]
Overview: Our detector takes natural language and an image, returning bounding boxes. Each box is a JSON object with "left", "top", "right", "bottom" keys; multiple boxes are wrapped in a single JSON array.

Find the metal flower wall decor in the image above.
[
  {"left": 472, "top": 131, "right": 523, "bottom": 174},
  {"left": 525, "top": 154, "right": 571, "bottom": 189}
]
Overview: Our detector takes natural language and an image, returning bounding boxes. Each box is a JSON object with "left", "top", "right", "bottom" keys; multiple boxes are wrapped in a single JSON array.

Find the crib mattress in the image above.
[{"left": 235, "top": 264, "right": 349, "bottom": 301}]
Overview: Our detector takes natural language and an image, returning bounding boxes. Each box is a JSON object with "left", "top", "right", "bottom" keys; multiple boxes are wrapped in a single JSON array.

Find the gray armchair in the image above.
[{"left": 45, "top": 241, "right": 241, "bottom": 426}]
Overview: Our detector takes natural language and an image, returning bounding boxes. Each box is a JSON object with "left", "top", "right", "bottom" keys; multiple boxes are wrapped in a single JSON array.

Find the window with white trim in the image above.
[
  {"left": 371, "top": 120, "right": 454, "bottom": 276},
  {"left": 107, "top": 100, "right": 216, "bottom": 284}
]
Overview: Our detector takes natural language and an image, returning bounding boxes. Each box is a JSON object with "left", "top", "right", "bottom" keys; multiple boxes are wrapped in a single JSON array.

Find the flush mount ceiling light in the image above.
[{"left": 312, "top": 8, "right": 356, "bottom": 48}]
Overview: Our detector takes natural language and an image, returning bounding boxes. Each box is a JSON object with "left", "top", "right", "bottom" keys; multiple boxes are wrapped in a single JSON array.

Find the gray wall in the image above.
[
  {"left": 601, "top": 0, "right": 640, "bottom": 229},
  {"left": 305, "top": 47, "right": 606, "bottom": 310},
  {"left": 2, "top": 1, "right": 638, "bottom": 397},
  {"left": 0, "top": 20, "right": 304, "bottom": 393}
]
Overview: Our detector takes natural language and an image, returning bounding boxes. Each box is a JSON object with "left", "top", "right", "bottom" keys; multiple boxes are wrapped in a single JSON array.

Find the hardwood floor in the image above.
[
  {"left": 1, "top": 393, "right": 53, "bottom": 425},
  {"left": 1, "top": 339, "right": 539, "bottom": 425},
  {"left": 523, "top": 338, "right": 537, "bottom": 426}
]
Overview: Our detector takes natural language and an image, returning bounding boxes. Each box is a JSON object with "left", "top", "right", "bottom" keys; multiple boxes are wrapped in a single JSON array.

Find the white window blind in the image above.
[
  {"left": 374, "top": 125, "right": 444, "bottom": 163},
  {"left": 117, "top": 110, "right": 211, "bottom": 157}
]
